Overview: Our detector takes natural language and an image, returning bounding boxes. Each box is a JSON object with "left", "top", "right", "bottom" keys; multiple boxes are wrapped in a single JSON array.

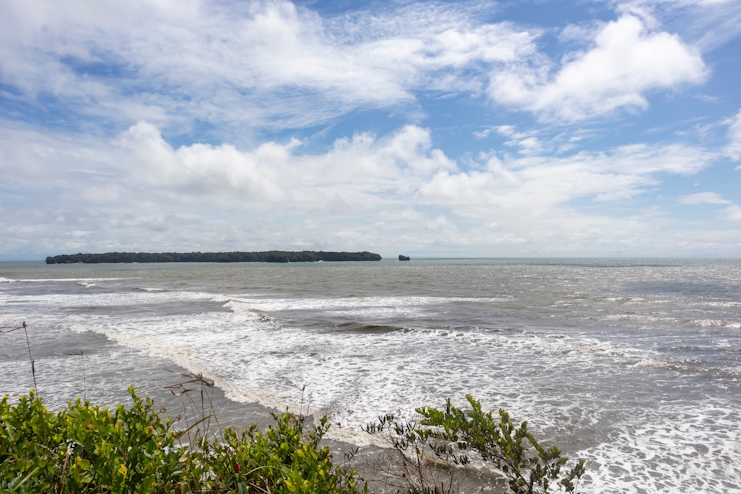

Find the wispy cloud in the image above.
[
  {"left": 418, "top": 142, "right": 716, "bottom": 213},
  {"left": 679, "top": 190, "right": 741, "bottom": 224},
  {"left": 679, "top": 192, "right": 731, "bottom": 204},
  {"left": 617, "top": 0, "right": 741, "bottom": 51},
  {"left": 724, "top": 204, "right": 741, "bottom": 221},
  {"left": 0, "top": 2, "right": 711, "bottom": 133},
  {"left": 726, "top": 109, "right": 741, "bottom": 161},
  {"left": 0, "top": 0, "right": 538, "bottom": 133}
]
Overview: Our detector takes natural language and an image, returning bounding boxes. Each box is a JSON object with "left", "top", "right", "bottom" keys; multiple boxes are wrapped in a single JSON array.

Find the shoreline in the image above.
[
  {"left": 3, "top": 355, "right": 508, "bottom": 493},
  {"left": 128, "top": 363, "right": 509, "bottom": 493}
]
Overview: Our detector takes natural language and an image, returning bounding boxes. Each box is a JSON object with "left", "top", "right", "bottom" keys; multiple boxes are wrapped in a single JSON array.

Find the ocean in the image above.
[{"left": 1, "top": 258, "right": 740, "bottom": 493}]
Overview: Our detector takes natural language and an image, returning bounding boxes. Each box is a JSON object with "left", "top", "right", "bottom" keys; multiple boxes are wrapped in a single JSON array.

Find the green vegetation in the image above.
[
  {"left": 0, "top": 389, "right": 363, "bottom": 493},
  {"left": 364, "top": 395, "right": 585, "bottom": 494},
  {"left": 1, "top": 391, "right": 584, "bottom": 494},
  {"left": 44, "top": 251, "right": 382, "bottom": 264},
  {"left": 420, "top": 396, "right": 585, "bottom": 494}
]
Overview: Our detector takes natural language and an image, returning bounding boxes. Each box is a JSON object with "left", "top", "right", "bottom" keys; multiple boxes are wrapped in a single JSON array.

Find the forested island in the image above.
[{"left": 45, "top": 251, "right": 382, "bottom": 264}]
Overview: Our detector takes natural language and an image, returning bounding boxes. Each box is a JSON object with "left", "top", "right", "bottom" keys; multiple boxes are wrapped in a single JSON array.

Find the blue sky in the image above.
[{"left": 1, "top": 0, "right": 741, "bottom": 258}]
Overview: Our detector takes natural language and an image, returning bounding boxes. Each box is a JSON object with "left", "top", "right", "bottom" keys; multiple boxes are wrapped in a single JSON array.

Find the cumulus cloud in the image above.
[
  {"left": 0, "top": 120, "right": 455, "bottom": 208},
  {"left": 0, "top": 120, "right": 466, "bottom": 255},
  {"left": 488, "top": 14, "right": 707, "bottom": 121},
  {"left": 1, "top": 120, "right": 726, "bottom": 256},
  {"left": 117, "top": 122, "right": 286, "bottom": 201},
  {"left": 2, "top": 1, "right": 740, "bottom": 258}
]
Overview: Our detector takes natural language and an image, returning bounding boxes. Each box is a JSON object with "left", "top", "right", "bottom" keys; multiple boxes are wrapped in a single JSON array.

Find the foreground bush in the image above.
[
  {"left": 0, "top": 388, "right": 362, "bottom": 493},
  {"left": 181, "top": 413, "right": 363, "bottom": 493},
  {"left": 0, "top": 389, "right": 184, "bottom": 493},
  {"left": 364, "top": 395, "right": 585, "bottom": 494},
  {"left": 1, "top": 390, "right": 584, "bottom": 494}
]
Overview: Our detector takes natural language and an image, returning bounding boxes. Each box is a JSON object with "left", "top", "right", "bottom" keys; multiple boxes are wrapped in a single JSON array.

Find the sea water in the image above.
[{"left": 1, "top": 259, "right": 740, "bottom": 493}]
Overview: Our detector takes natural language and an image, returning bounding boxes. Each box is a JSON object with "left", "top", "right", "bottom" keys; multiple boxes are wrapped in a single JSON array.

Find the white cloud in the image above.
[
  {"left": 678, "top": 191, "right": 741, "bottom": 225},
  {"left": 425, "top": 215, "right": 453, "bottom": 230},
  {"left": 0, "top": 1, "right": 717, "bottom": 134},
  {"left": 1, "top": 2, "right": 739, "bottom": 258},
  {"left": 0, "top": 0, "right": 538, "bottom": 132},
  {"left": 0, "top": 120, "right": 454, "bottom": 208},
  {"left": 418, "top": 142, "right": 715, "bottom": 213},
  {"left": 726, "top": 109, "right": 741, "bottom": 160},
  {"left": 472, "top": 125, "right": 547, "bottom": 155},
  {"left": 117, "top": 122, "right": 287, "bottom": 201},
  {"left": 679, "top": 192, "right": 731, "bottom": 204},
  {"left": 488, "top": 14, "right": 707, "bottom": 121},
  {"left": 620, "top": 0, "right": 741, "bottom": 51},
  {"left": 0, "top": 120, "right": 731, "bottom": 257},
  {"left": 724, "top": 204, "right": 741, "bottom": 221}
]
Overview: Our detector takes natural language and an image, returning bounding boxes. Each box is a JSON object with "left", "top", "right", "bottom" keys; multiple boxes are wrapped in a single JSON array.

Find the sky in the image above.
[{"left": 1, "top": 0, "right": 741, "bottom": 259}]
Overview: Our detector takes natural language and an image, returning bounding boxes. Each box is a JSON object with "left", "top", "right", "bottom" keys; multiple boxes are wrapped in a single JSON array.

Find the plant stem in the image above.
[{"left": 22, "top": 321, "right": 38, "bottom": 393}]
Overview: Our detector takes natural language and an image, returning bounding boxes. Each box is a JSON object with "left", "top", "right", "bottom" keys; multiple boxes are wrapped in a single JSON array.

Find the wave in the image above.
[
  {"left": 41, "top": 290, "right": 741, "bottom": 493},
  {"left": 7, "top": 289, "right": 221, "bottom": 311},
  {"left": 634, "top": 358, "right": 741, "bottom": 380},
  {"left": 693, "top": 319, "right": 741, "bottom": 329},
  {"left": 703, "top": 301, "right": 741, "bottom": 307},
  {"left": 223, "top": 300, "right": 273, "bottom": 321},
  {"left": 330, "top": 322, "right": 408, "bottom": 334},
  {"left": 244, "top": 296, "right": 509, "bottom": 312},
  {"left": 5, "top": 261, "right": 740, "bottom": 493}
]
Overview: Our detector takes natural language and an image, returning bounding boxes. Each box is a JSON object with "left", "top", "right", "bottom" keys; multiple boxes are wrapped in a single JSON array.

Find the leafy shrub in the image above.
[
  {"left": 364, "top": 395, "right": 585, "bottom": 494},
  {"left": 0, "top": 389, "right": 364, "bottom": 493},
  {"left": 182, "top": 414, "right": 364, "bottom": 493},
  {"left": 1, "top": 388, "right": 185, "bottom": 493}
]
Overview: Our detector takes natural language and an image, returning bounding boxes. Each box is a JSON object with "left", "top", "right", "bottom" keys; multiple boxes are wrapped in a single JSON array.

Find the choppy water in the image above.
[{"left": 1, "top": 259, "right": 740, "bottom": 493}]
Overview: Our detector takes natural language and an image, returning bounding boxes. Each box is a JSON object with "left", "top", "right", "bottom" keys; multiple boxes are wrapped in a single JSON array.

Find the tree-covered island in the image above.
[{"left": 45, "top": 251, "right": 382, "bottom": 264}]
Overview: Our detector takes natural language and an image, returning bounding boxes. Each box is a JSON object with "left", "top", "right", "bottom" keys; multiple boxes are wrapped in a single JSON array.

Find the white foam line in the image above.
[
  {"left": 242, "top": 296, "right": 509, "bottom": 312},
  {"left": 14, "top": 278, "right": 130, "bottom": 282},
  {"left": 10, "top": 290, "right": 219, "bottom": 308}
]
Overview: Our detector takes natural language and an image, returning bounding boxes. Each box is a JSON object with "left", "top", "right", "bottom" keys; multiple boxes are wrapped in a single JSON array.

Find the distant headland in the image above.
[{"left": 45, "top": 251, "right": 382, "bottom": 264}]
